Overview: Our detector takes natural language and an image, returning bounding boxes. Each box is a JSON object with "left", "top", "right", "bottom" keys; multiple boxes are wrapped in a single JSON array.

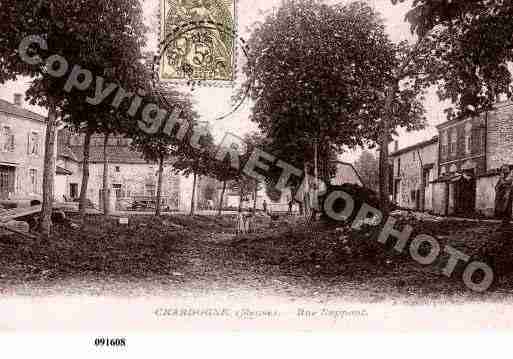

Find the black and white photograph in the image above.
[{"left": 0, "top": 0, "right": 512, "bottom": 357}]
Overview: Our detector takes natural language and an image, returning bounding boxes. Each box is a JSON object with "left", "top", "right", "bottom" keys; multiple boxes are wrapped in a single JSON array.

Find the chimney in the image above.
[
  {"left": 394, "top": 141, "right": 399, "bottom": 153},
  {"left": 13, "top": 93, "right": 22, "bottom": 107}
]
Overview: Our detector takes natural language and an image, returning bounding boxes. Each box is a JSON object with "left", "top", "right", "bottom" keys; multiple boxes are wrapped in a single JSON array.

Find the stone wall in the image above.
[
  {"left": 56, "top": 157, "right": 83, "bottom": 200},
  {"left": 432, "top": 182, "right": 447, "bottom": 215},
  {"left": 448, "top": 182, "right": 455, "bottom": 215},
  {"left": 392, "top": 141, "right": 438, "bottom": 210},
  {"left": 487, "top": 100, "right": 513, "bottom": 171},
  {"left": 476, "top": 175, "right": 499, "bottom": 217}
]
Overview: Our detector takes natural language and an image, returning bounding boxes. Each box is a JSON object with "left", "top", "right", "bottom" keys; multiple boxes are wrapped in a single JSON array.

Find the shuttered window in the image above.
[{"left": 2, "top": 126, "right": 14, "bottom": 152}]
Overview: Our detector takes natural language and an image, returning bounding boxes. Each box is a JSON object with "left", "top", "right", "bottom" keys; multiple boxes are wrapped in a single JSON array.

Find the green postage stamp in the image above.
[{"left": 159, "top": 0, "right": 236, "bottom": 84}]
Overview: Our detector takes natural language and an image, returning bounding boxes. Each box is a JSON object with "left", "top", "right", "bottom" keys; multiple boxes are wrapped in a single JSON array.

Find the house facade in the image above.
[
  {"left": 0, "top": 96, "right": 46, "bottom": 201},
  {"left": 431, "top": 100, "right": 513, "bottom": 217},
  {"left": 62, "top": 132, "right": 193, "bottom": 212},
  {"left": 390, "top": 136, "right": 439, "bottom": 212}
]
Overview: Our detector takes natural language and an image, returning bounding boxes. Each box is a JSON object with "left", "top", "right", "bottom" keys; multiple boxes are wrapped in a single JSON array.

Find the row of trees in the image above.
[
  {"left": 0, "top": 0, "right": 264, "bottom": 234},
  {"left": 1, "top": 0, "right": 512, "bottom": 232},
  {"left": 1, "top": 0, "right": 151, "bottom": 234},
  {"left": 242, "top": 0, "right": 513, "bottom": 214}
]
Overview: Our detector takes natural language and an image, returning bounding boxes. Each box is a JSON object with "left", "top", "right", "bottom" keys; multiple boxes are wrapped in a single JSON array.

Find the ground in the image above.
[{"left": 0, "top": 212, "right": 512, "bottom": 305}]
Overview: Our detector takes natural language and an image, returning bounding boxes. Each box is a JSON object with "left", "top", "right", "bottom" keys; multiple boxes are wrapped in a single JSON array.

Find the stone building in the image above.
[
  {"left": 60, "top": 132, "right": 193, "bottom": 212},
  {"left": 390, "top": 136, "right": 439, "bottom": 211},
  {"left": 418, "top": 99, "right": 513, "bottom": 217},
  {"left": 430, "top": 100, "right": 513, "bottom": 216},
  {"left": 0, "top": 96, "right": 46, "bottom": 201}
]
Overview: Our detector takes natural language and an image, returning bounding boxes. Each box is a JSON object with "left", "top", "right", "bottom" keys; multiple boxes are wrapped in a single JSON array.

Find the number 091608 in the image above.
[{"left": 94, "top": 338, "right": 126, "bottom": 347}]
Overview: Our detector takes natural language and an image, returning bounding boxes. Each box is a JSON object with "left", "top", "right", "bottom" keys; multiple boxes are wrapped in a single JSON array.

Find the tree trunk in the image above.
[
  {"left": 156, "top": 154, "right": 165, "bottom": 217},
  {"left": 190, "top": 171, "right": 197, "bottom": 216},
  {"left": 40, "top": 101, "right": 58, "bottom": 236},
  {"left": 303, "top": 162, "right": 310, "bottom": 218},
  {"left": 102, "top": 133, "right": 110, "bottom": 216},
  {"left": 79, "top": 129, "right": 93, "bottom": 221},
  {"left": 238, "top": 180, "right": 244, "bottom": 212},
  {"left": 314, "top": 141, "right": 319, "bottom": 210},
  {"left": 379, "top": 87, "right": 395, "bottom": 217},
  {"left": 253, "top": 180, "right": 258, "bottom": 210},
  {"left": 217, "top": 180, "right": 227, "bottom": 216}
]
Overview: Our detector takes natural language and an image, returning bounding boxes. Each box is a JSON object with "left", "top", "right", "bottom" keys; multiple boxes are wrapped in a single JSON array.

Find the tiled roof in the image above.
[
  {"left": 390, "top": 136, "right": 439, "bottom": 157},
  {"left": 69, "top": 145, "right": 149, "bottom": 164},
  {"left": 0, "top": 98, "right": 46, "bottom": 122}
]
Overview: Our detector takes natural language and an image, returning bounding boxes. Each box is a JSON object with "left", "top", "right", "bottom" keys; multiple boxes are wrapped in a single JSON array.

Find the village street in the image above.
[
  {"left": 1, "top": 212, "right": 513, "bottom": 331},
  {"left": 0, "top": 216, "right": 513, "bottom": 330}
]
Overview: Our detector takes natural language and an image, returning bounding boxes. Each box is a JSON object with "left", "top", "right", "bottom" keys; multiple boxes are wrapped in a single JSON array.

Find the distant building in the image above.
[
  {"left": 60, "top": 131, "right": 193, "bottom": 212},
  {"left": 390, "top": 136, "right": 439, "bottom": 211},
  {"left": 55, "top": 136, "right": 81, "bottom": 202},
  {"left": 0, "top": 95, "right": 46, "bottom": 201}
]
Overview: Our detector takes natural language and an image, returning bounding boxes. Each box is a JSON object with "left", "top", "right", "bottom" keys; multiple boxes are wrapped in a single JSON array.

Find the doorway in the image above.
[
  {"left": 0, "top": 165, "right": 15, "bottom": 199},
  {"left": 453, "top": 175, "right": 476, "bottom": 216},
  {"left": 69, "top": 183, "right": 78, "bottom": 199}
]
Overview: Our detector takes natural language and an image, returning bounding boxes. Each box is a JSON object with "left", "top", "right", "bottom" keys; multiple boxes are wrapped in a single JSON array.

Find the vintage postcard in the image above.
[{"left": 1, "top": 0, "right": 513, "bottom": 357}]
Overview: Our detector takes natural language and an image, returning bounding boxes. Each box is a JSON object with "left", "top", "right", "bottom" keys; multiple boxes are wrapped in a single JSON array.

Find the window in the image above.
[
  {"left": 2, "top": 126, "right": 14, "bottom": 152},
  {"left": 28, "top": 131, "right": 40, "bottom": 155},
  {"left": 397, "top": 158, "right": 401, "bottom": 176},
  {"left": 29, "top": 169, "right": 37, "bottom": 193},
  {"left": 450, "top": 130, "right": 457, "bottom": 155},
  {"left": 14, "top": 93, "right": 22, "bottom": 106},
  {"left": 394, "top": 179, "right": 400, "bottom": 202},
  {"left": 423, "top": 169, "right": 430, "bottom": 187},
  {"left": 471, "top": 129, "right": 482, "bottom": 150},
  {"left": 0, "top": 166, "right": 15, "bottom": 199},
  {"left": 112, "top": 183, "right": 123, "bottom": 198},
  {"left": 115, "top": 166, "right": 120, "bottom": 173}
]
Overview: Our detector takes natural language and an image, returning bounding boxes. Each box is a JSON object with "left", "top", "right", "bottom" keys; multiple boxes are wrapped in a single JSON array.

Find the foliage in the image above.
[
  {"left": 354, "top": 150, "right": 379, "bottom": 192},
  {"left": 130, "top": 89, "right": 196, "bottom": 164},
  {"left": 1, "top": 0, "right": 147, "bottom": 107},
  {"left": 243, "top": 0, "right": 426, "bottom": 175},
  {"left": 0, "top": 0, "right": 148, "bottom": 230},
  {"left": 393, "top": 0, "right": 513, "bottom": 117},
  {"left": 171, "top": 124, "right": 215, "bottom": 178}
]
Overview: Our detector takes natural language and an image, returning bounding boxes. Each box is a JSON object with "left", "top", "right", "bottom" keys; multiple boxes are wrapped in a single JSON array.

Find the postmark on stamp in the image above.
[{"left": 159, "top": 0, "right": 236, "bottom": 84}]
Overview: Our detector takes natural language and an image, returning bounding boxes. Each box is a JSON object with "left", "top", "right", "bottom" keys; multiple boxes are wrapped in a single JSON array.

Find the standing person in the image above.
[
  {"left": 262, "top": 200, "right": 267, "bottom": 214},
  {"left": 495, "top": 165, "right": 513, "bottom": 225},
  {"left": 288, "top": 199, "right": 293, "bottom": 215}
]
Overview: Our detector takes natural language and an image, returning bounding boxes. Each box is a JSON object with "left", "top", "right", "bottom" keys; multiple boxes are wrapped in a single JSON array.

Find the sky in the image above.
[{"left": 0, "top": 0, "right": 451, "bottom": 162}]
